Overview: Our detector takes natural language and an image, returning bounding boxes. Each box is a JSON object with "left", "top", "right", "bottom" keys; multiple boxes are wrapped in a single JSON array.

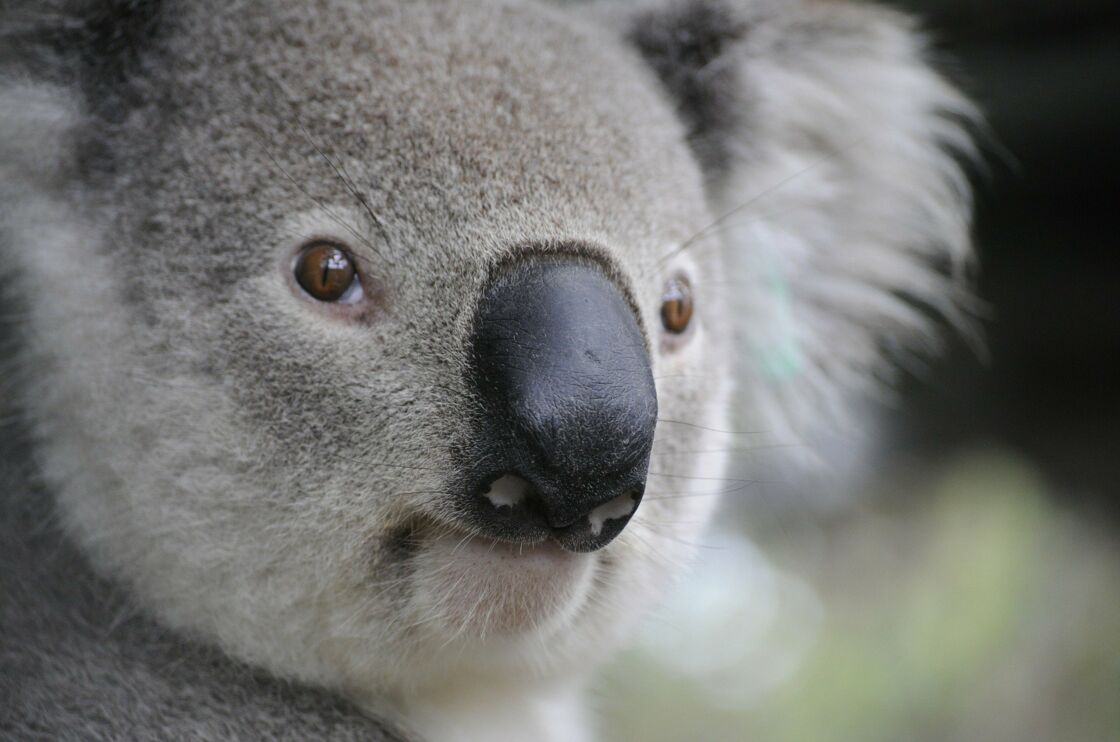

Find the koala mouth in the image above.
[{"left": 403, "top": 514, "right": 599, "bottom": 639}]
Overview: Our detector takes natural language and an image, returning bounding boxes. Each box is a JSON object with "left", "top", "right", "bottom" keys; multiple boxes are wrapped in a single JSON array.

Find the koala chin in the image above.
[{"left": 0, "top": 0, "right": 975, "bottom": 740}]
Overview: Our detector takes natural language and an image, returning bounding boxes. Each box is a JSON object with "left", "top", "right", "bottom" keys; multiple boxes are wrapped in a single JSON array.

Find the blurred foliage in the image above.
[{"left": 595, "top": 451, "right": 1120, "bottom": 741}]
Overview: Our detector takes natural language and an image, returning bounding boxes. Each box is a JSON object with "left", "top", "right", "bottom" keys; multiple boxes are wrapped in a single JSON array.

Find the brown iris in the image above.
[
  {"left": 294, "top": 242, "right": 357, "bottom": 302},
  {"left": 660, "top": 277, "right": 694, "bottom": 334}
]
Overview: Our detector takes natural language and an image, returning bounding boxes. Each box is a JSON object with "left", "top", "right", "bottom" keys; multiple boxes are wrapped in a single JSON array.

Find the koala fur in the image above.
[{"left": 0, "top": 1, "right": 974, "bottom": 740}]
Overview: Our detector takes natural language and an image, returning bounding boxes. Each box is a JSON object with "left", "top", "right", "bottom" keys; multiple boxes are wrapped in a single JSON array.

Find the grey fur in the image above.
[
  {"left": 0, "top": 1, "right": 975, "bottom": 739},
  {"left": 0, "top": 420, "right": 406, "bottom": 740}
]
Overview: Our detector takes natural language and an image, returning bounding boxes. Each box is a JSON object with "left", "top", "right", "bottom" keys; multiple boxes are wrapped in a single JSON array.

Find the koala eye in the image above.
[
  {"left": 660, "top": 277, "right": 694, "bottom": 334},
  {"left": 294, "top": 242, "right": 362, "bottom": 303}
]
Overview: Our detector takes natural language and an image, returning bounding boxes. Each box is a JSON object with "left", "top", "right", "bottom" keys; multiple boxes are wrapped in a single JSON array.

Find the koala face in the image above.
[
  {"left": 5, "top": 0, "right": 730, "bottom": 700},
  {"left": 1, "top": 0, "right": 973, "bottom": 727}
]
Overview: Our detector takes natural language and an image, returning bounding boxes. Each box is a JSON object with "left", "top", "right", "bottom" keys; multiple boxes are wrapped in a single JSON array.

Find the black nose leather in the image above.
[{"left": 466, "top": 257, "right": 657, "bottom": 552}]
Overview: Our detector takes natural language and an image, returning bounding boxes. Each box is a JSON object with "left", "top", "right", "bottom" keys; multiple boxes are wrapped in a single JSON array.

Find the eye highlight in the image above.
[
  {"left": 660, "top": 277, "right": 694, "bottom": 335},
  {"left": 294, "top": 242, "right": 359, "bottom": 303}
]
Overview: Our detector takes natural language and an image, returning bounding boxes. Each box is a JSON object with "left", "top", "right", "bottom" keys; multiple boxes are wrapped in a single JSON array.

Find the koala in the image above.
[{"left": 0, "top": 0, "right": 975, "bottom": 739}]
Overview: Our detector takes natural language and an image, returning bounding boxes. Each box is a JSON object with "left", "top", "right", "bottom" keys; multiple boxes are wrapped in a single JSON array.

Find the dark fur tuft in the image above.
[
  {"left": 628, "top": 0, "right": 750, "bottom": 175},
  {"left": 1, "top": 2, "right": 164, "bottom": 93},
  {"left": 1, "top": 1, "right": 168, "bottom": 175}
]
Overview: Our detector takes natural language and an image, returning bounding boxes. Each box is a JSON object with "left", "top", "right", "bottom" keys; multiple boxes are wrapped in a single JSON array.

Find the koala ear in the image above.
[
  {"left": 1, "top": 1, "right": 165, "bottom": 182},
  {"left": 628, "top": 0, "right": 978, "bottom": 453}
]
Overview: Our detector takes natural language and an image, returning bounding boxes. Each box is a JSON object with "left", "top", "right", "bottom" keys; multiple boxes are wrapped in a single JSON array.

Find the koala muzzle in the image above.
[{"left": 467, "top": 257, "right": 657, "bottom": 552}]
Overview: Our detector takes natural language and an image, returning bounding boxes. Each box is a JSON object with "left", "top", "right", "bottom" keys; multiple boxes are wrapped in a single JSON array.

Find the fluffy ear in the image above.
[
  {"left": 1, "top": 1, "right": 166, "bottom": 180},
  {"left": 628, "top": 0, "right": 978, "bottom": 456}
]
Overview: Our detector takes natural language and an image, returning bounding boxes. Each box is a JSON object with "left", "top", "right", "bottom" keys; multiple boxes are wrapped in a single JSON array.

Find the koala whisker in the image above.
[
  {"left": 436, "top": 575, "right": 482, "bottom": 650},
  {"left": 642, "top": 491, "right": 725, "bottom": 502},
  {"left": 642, "top": 481, "right": 757, "bottom": 501},
  {"left": 448, "top": 530, "right": 483, "bottom": 558},
  {"left": 650, "top": 443, "right": 807, "bottom": 457},
  {"left": 206, "top": 120, "right": 340, "bottom": 244},
  {"left": 631, "top": 516, "right": 708, "bottom": 529},
  {"left": 648, "top": 136, "right": 868, "bottom": 274},
  {"left": 655, "top": 417, "right": 763, "bottom": 435},
  {"left": 647, "top": 470, "right": 754, "bottom": 483},
  {"left": 616, "top": 528, "right": 690, "bottom": 571},
  {"left": 628, "top": 520, "right": 720, "bottom": 553},
  {"left": 291, "top": 117, "right": 394, "bottom": 260},
  {"left": 256, "top": 136, "right": 385, "bottom": 263}
]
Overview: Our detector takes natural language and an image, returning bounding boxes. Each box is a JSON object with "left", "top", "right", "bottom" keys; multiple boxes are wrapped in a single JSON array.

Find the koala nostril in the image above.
[
  {"left": 468, "top": 470, "right": 646, "bottom": 553},
  {"left": 544, "top": 485, "right": 646, "bottom": 552},
  {"left": 482, "top": 474, "right": 530, "bottom": 511},
  {"left": 587, "top": 490, "right": 640, "bottom": 537},
  {"left": 471, "top": 474, "right": 551, "bottom": 541}
]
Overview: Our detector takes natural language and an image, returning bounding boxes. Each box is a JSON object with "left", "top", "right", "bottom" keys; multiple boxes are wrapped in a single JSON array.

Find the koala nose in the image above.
[{"left": 466, "top": 257, "right": 657, "bottom": 552}]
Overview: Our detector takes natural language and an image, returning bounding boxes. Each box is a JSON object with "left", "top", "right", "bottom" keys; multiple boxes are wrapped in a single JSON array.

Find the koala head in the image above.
[{"left": 0, "top": 0, "right": 973, "bottom": 722}]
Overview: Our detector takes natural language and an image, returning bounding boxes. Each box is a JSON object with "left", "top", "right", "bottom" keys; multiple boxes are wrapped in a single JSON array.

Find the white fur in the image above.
[{"left": 719, "top": 2, "right": 978, "bottom": 460}]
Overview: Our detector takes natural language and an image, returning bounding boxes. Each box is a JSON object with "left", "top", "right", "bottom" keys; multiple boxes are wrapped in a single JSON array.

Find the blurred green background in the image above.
[
  {"left": 597, "top": 2, "right": 1120, "bottom": 739},
  {"left": 598, "top": 452, "right": 1120, "bottom": 741}
]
